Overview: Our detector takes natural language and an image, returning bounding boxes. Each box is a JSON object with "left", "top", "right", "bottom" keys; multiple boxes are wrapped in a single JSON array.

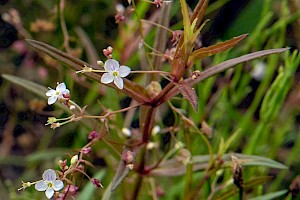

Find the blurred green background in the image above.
[{"left": 1, "top": 0, "right": 300, "bottom": 199}]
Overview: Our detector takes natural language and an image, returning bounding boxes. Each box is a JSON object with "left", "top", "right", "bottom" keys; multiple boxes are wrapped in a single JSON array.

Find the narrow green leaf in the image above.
[
  {"left": 149, "top": 153, "right": 287, "bottom": 177},
  {"left": 101, "top": 182, "right": 113, "bottom": 200},
  {"left": 215, "top": 176, "right": 273, "bottom": 200},
  {"left": 1, "top": 74, "right": 67, "bottom": 111},
  {"left": 2, "top": 74, "right": 48, "bottom": 97},
  {"left": 249, "top": 190, "right": 288, "bottom": 200},
  {"left": 25, "top": 149, "right": 69, "bottom": 162},
  {"left": 223, "top": 129, "right": 241, "bottom": 154},
  {"left": 222, "top": 154, "right": 288, "bottom": 169},
  {"left": 260, "top": 51, "right": 300, "bottom": 122},
  {"left": 180, "top": 0, "right": 191, "bottom": 44}
]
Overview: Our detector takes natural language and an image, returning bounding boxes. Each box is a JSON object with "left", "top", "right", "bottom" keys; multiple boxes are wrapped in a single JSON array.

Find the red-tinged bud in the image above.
[
  {"left": 82, "top": 147, "right": 92, "bottom": 155},
  {"left": 88, "top": 131, "right": 99, "bottom": 140},
  {"left": 65, "top": 185, "right": 79, "bottom": 195},
  {"left": 91, "top": 178, "right": 103, "bottom": 188},
  {"left": 122, "top": 150, "right": 134, "bottom": 164}
]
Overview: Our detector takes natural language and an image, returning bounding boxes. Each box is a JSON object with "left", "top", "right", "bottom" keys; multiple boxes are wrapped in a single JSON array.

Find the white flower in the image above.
[
  {"left": 101, "top": 59, "right": 131, "bottom": 89},
  {"left": 46, "top": 82, "right": 70, "bottom": 105},
  {"left": 35, "top": 169, "right": 64, "bottom": 199}
]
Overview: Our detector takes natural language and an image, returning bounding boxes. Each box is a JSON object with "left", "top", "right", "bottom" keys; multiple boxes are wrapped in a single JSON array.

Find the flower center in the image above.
[
  {"left": 47, "top": 182, "right": 53, "bottom": 188},
  {"left": 56, "top": 91, "right": 60, "bottom": 95},
  {"left": 112, "top": 71, "right": 119, "bottom": 77}
]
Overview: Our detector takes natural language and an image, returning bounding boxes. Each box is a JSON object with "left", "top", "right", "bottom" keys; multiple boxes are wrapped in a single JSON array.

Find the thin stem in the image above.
[
  {"left": 239, "top": 187, "right": 244, "bottom": 200},
  {"left": 132, "top": 173, "right": 143, "bottom": 199},
  {"left": 131, "top": 70, "right": 170, "bottom": 75},
  {"left": 77, "top": 69, "right": 170, "bottom": 76},
  {"left": 131, "top": 0, "right": 144, "bottom": 39},
  {"left": 152, "top": 81, "right": 176, "bottom": 106},
  {"left": 142, "top": 40, "right": 164, "bottom": 55},
  {"left": 59, "top": 0, "right": 71, "bottom": 53},
  {"left": 141, "top": 19, "right": 173, "bottom": 33},
  {"left": 184, "top": 130, "right": 193, "bottom": 200},
  {"left": 82, "top": 103, "right": 143, "bottom": 119}
]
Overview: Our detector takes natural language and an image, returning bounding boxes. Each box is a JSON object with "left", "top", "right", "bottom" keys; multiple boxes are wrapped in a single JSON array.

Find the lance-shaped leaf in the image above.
[
  {"left": 25, "top": 39, "right": 150, "bottom": 104},
  {"left": 248, "top": 190, "right": 288, "bottom": 200},
  {"left": 162, "top": 48, "right": 289, "bottom": 103},
  {"left": 180, "top": 0, "right": 191, "bottom": 47},
  {"left": 149, "top": 153, "right": 287, "bottom": 176},
  {"left": 1, "top": 74, "right": 98, "bottom": 128},
  {"left": 215, "top": 176, "right": 273, "bottom": 200},
  {"left": 260, "top": 51, "right": 300, "bottom": 122},
  {"left": 189, "top": 34, "right": 248, "bottom": 64},
  {"left": 190, "top": 0, "right": 209, "bottom": 30},
  {"left": 111, "top": 145, "right": 139, "bottom": 191},
  {"left": 178, "top": 83, "right": 198, "bottom": 111}
]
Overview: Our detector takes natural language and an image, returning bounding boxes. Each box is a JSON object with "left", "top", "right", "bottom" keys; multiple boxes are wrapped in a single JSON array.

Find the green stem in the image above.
[
  {"left": 184, "top": 131, "right": 193, "bottom": 200},
  {"left": 239, "top": 187, "right": 244, "bottom": 200}
]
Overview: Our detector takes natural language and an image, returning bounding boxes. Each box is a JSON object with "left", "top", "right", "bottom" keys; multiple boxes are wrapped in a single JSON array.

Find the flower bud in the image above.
[
  {"left": 97, "top": 60, "right": 103, "bottom": 66},
  {"left": 70, "top": 155, "right": 78, "bottom": 166},
  {"left": 64, "top": 185, "right": 79, "bottom": 195},
  {"left": 46, "top": 117, "right": 57, "bottom": 125},
  {"left": 146, "top": 81, "right": 162, "bottom": 98},
  {"left": 50, "top": 123, "right": 61, "bottom": 129},
  {"left": 70, "top": 105, "right": 76, "bottom": 110},
  {"left": 88, "top": 130, "right": 99, "bottom": 140},
  {"left": 122, "top": 150, "right": 134, "bottom": 164},
  {"left": 231, "top": 156, "right": 243, "bottom": 189},
  {"left": 82, "top": 147, "right": 92, "bottom": 155},
  {"left": 151, "top": 125, "right": 161, "bottom": 136},
  {"left": 91, "top": 178, "right": 103, "bottom": 188},
  {"left": 122, "top": 127, "right": 132, "bottom": 137}
]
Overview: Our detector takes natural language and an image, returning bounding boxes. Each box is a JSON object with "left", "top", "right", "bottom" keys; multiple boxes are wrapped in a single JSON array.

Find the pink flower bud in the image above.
[
  {"left": 88, "top": 131, "right": 99, "bottom": 140},
  {"left": 122, "top": 150, "right": 134, "bottom": 164},
  {"left": 91, "top": 178, "right": 103, "bottom": 188},
  {"left": 82, "top": 147, "right": 92, "bottom": 155},
  {"left": 65, "top": 185, "right": 79, "bottom": 195}
]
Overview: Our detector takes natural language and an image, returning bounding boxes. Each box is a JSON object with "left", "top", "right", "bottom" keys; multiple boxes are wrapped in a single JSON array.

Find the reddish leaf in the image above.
[
  {"left": 189, "top": 34, "right": 248, "bottom": 63},
  {"left": 163, "top": 48, "right": 289, "bottom": 102},
  {"left": 26, "top": 39, "right": 150, "bottom": 103},
  {"left": 178, "top": 83, "right": 198, "bottom": 111},
  {"left": 190, "top": 0, "right": 209, "bottom": 29},
  {"left": 111, "top": 147, "right": 138, "bottom": 191}
]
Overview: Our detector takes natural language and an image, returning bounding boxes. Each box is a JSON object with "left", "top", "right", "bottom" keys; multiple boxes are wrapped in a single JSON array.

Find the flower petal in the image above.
[
  {"left": 56, "top": 83, "right": 66, "bottom": 92},
  {"left": 119, "top": 66, "right": 131, "bottom": 77},
  {"left": 46, "top": 89, "right": 56, "bottom": 97},
  {"left": 35, "top": 180, "right": 48, "bottom": 191},
  {"left": 101, "top": 73, "right": 114, "bottom": 84},
  {"left": 43, "top": 169, "right": 57, "bottom": 182},
  {"left": 114, "top": 77, "right": 124, "bottom": 89},
  {"left": 45, "top": 187, "right": 54, "bottom": 199},
  {"left": 104, "top": 59, "right": 119, "bottom": 72},
  {"left": 48, "top": 96, "right": 58, "bottom": 105},
  {"left": 52, "top": 180, "right": 64, "bottom": 191}
]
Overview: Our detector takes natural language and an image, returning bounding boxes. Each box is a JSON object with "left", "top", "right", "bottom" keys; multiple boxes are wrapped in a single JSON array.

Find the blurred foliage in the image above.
[{"left": 1, "top": 0, "right": 300, "bottom": 199}]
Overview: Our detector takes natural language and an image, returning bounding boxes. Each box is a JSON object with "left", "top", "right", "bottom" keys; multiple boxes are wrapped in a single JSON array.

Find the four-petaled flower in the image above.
[
  {"left": 46, "top": 82, "right": 70, "bottom": 105},
  {"left": 35, "top": 169, "right": 64, "bottom": 199},
  {"left": 101, "top": 59, "right": 131, "bottom": 89}
]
